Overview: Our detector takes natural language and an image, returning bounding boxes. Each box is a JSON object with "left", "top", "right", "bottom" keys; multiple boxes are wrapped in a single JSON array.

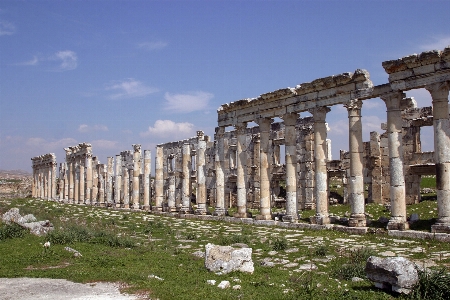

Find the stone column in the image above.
[
  {"left": 106, "top": 157, "right": 113, "bottom": 206},
  {"left": 381, "top": 92, "right": 409, "bottom": 230},
  {"left": 195, "top": 131, "right": 207, "bottom": 215},
  {"left": 234, "top": 122, "right": 250, "bottom": 218},
  {"left": 283, "top": 113, "right": 299, "bottom": 222},
  {"left": 46, "top": 161, "right": 51, "bottom": 200},
  {"left": 180, "top": 143, "right": 192, "bottom": 214},
  {"left": 115, "top": 154, "right": 122, "bottom": 208},
  {"left": 132, "top": 144, "right": 141, "bottom": 210},
  {"left": 123, "top": 167, "right": 130, "bottom": 208},
  {"left": 91, "top": 157, "right": 98, "bottom": 205},
  {"left": 98, "top": 164, "right": 105, "bottom": 207},
  {"left": 154, "top": 146, "right": 164, "bottom": 211},
  {"left": 74, "top": 159, "right": 80, "bottom": 204},
  {"left": 68, "top": 156, "right": 74, "bottom": 203},
  {"left": 79, "top": 157, "right": 85, "bottom": 203},
  {"left": 85, "top": 153, "right": 92, "bottom": 205},
  {"left": 31, "top": 163, "right": 36, "bottom": 198},
  {"left": 51, "top": 157, "right": 57, "bottom": 200},
  {"left": 214, "top": 126, "right": 226, "bottom": 216},
  {"left": 58, "top": 163, "right": 64, "bottom": 201},
  {"left": 255, "top": 118, "right": 272, "bottom": 220},
  {"left": 345, "top": 100, "right": 366, "bottom": 227},
  {"left": 168, "top": 175, "right": 176, "bottom": 212},
  {"left": 427, "top": 82, "right": 450, "bottom": 233},
  {"left": 143, "top": 150, "right": 151, "bottom": 211},
  {"left": 310, "top": 106, "right": 331, "bottom": 225}
]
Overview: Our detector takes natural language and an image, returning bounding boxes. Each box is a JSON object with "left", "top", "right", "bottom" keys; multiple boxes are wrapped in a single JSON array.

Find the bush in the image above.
[
  {"left": 408, "top": 268, "right": 450, "bottom": 300},
  {"left": 0, "top": 223, "right": 27, "bottom": 241},
  {"left": 272, "top": 237, "right": 288, "bottom": 251},
  {"left": 331, "top": 247, "right": 375, "bottom": 280},
  {"left": 315, "top": 245, "right": 328, "bottom": 257}
]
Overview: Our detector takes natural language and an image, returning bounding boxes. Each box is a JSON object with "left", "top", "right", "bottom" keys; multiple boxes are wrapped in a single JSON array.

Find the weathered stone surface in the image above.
[
  {"left": 204, "top": 243, "right": 254, "bottom": 275},
  {"left": 1, "top": 208, "right": 54, "bottom": 236},
  {"left": 365, "top": 256, "right": 418, "bottom": 294}
]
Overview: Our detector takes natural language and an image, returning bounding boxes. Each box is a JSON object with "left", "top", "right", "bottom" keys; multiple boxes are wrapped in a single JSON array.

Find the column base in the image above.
[
  {"left": 85, "top": 201, "right": 91, "bottom": 206},
  {"left": 387, "top": 219, "right": 409, "bottom": 231},
  {"left": 123, "top": 204, "right": 130, "bottom": 209},
  {"left": 310, "top": 215, "right": 330, "bottom": 225},
  {"left": 131, "top": 205, "right": 141, "bottom": 210},
  {"left": 99, "top": 203, "right": 106, "bottom": 207},
  {"left": 194, "top": 209, "right": 208, "bottom": 215},
  {"left": 348, "top": 214, "right": 367, "bottom": 227},
  {"left": 304, "top": 203, "right": 315, "bottom": 210},
  {"left": 142, "top": 205, "right": 151, "bottom": 211},
  {"left": 179, "top": 207, "right": 192, "bottom": 214},
  {"left": 115, "top": 204, "right": 122, "bottom": 208},
  {"left": 431, "top": 223, "right": 450, "bottom": 233},
  {"left": 282, "top": 214, "right": 298, "bottom": 223},
  {"left": 166, "top": 207, "right": 177, "bottom": 213},
  {"left": 233, "top": 212, "right": 252, "bottom": 218},
  {"left": 256, "top": 214, "right": 272, "bottom": 220},
  {"left": 212, "top": 208, "right": 227, "bottom": 216}
]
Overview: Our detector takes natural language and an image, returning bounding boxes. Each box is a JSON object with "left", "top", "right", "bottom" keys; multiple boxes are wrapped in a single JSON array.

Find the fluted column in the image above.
[
  {"left": 79, "top": 156, "right": 85, "bottom": 203},
  {"left": 310, "top": 106, "right": 331, "bottom": 225},
  {"left": 345, "top": 100, "right": 366, "bottom": 227},
  {"left": 91, "top": 157, "right": 98, "bottom": 205},
  {"left": 132, "top": 144, "right": 141, "bottom": 210},
  {"left": 143, "top": 150, "right": 151, "bottom": 211},
  {"left": 283, "top": 113, "right": 299, "bottom": 222},
  {"left": 85, "top": 153, "right": 92, "bottom": 205},
  {"left": 381, "top": 92, "right": 408, "bottom": 230},
  {"left": 31, "top": 164, "right": 36, "bottom": 198},
  {"left": 51, "top": 157, "right": 57, "bottom": 200},
  {"left": 123, "top": 167, "right": 130, "bottom": 208},
  {"left": 106, "top": 157, "right": 113, "bottom": 206},
  {"left": 74, "top": 159, "right": 80, "bottom": 204},
  {"left": 427, "top": 82, "right": 450, "bottom": 233},
  {"left": 113, "top": 154, "right": 121, "bottom": 207},
  {"left": 98, "top": 164, "right": 105, "bottom": 206},
  {"left": 154, "top": 146, "right": 164, "bottom": 211},
  {"left": 214, "top": 126, "right": 226, "bottom": 216},
  {"left": 195, "top": 131, "right": 207, "bottom": 215},
  {"left": 234, "top": 122, "right": 250, "bottom": 218},
  {"left": 180, "top": 143, "right": 192, "bottom": 214}
]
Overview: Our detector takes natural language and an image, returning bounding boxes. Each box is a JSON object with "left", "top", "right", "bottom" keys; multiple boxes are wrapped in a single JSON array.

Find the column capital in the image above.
[
  {"left": 344, "top": 99, "right": 363, "bottom": 114},
  {"left": 234, "top": 122, "right": 247, "bottom": 135},
  {"left": 255, "top": 117, "right": 273, "bottom": 131},
  {"left": 197, "top": 130, "right": 205, "bottom": 141},
  {"left": 309, "top": 106, "right": 330, "bottom": 122},
  {"left": 380, "top": 91, "right": 405, "bottom": 111},
  {"left": 132, "top": 144, "right": 141, "bottom": 152},
  {"left": 282, "top": 112, "right": 298, "bottom": 126},
  {"left": 425, "top": 81, "right": 450, "bottom": 100},
  {"left": 215, "top": 126, "right": 225, "bottom": 137}
]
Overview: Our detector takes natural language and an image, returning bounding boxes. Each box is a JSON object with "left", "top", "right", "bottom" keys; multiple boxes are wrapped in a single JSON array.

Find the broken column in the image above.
[
  {"left": 283, "top": 113, "right": 299, "bottom": 222},
  {"left": 256, "top": 118, "right": 272, "bottom": 220},
  {"left": 310, "top": 106, "right": 331, "bottom": 225},
  {"left": 214, "top": 126, "right": 226, "bottom": 216},
  {"left": 132, "top": 144, "right": 141, "bottom": 210},
  {"left": 154, "top": 146, "right": 164, "bottom": 212},
  {"left": 381, "top": 92, "right": 409, "bottom": 230},
  {"left": 180, "top": 143, "right": 192, "bottom": 214},
  {"left": 234, "top": 122, "right": 250, "bottom": 218},
  {"left": 143, "top": 149, "right": 151, "bottom": 211},
  {"left": 195, "top": 131, "right": 207, "bottom": 215},
  {"left": 345, "top": 99, "right": 366, "bottom": 227},
  {"left": 427, "top": 81, "right": 450, "bottom": 233}
]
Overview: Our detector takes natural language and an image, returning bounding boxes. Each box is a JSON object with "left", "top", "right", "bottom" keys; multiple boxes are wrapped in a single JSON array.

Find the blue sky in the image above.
[{"left": 1, "top": 0, "right": 449, "bottom": 172}]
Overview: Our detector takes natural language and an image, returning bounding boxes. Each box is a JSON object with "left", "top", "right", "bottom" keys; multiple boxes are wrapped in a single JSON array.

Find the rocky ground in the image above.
[{"left": 0, "top": 169, "right": 32, "bottom": 198}]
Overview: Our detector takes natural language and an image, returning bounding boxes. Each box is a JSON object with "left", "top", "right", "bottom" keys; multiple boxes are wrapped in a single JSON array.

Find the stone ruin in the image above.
[{"left": 31, "top": 46, "right": 450, "bottom": 234}]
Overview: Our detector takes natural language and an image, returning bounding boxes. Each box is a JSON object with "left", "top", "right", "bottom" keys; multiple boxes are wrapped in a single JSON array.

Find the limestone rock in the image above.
[
  {"left": 204, "top": 243, "right": 254, "bottom": 275},
  {"left": 1, "top": 208, "right": 21, "bottom": 224},
  {"left": 365, "top": 256, "right": 418, "bottom": 294},
  {"left": 217, "top": 281, "right": 230, "bottom": 289},
  {"left": 1, "top": 208, "right": 53, "bottom": 236}
]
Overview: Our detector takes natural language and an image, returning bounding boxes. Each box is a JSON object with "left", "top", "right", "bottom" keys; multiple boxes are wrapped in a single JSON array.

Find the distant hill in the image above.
[{"left": 0, "top": 169, "right": 31, "bottom": 177}]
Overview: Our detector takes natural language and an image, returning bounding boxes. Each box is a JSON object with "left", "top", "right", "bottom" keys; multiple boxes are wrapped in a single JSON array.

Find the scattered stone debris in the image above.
[
  {"left": 148, "top": 274, "right": 164, "bottom": 281},
  {"left": 204, "top": 243, "right": 254, "bottom": 275},
  {"left": 365, "top": 256, "right": 418, "bottom": 294},
  {"left": 64, "top": 247, "right": 82, "bottom": 257},
  {"left": 217, "top": 281, "right": 230, "bottom": 289},
  {"left": 1, "top": 207, "right": 53, "bottom": 236}
]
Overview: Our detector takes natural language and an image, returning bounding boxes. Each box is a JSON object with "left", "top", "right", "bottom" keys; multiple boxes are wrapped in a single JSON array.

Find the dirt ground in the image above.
[{"left": 0, "top": 278, "right": 139, "bottom": 300}]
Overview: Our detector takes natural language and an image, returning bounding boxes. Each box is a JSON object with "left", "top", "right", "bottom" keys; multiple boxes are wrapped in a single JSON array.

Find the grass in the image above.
[{"left": 1, "top": 197, "right": 450, "bottom": 299}]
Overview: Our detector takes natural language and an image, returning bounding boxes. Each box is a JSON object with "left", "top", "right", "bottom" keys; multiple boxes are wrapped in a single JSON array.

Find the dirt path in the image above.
[{"left": 0, "top": 278, "right": 139, "bottom": 299}]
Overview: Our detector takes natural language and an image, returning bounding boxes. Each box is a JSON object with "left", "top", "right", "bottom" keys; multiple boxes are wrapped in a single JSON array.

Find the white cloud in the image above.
[
  {"left": 78, "top": 124, "right": 108, "bottom": 133},
  {"left": 420, "top": 36, "right": 450, "bottom": 51},
  {"left": 106, "top": 78, "right": 158, "bottom": 99},
  {"left": 90, "top": 139, "right": 118, "bottom": 149},
  {"left": 16, "top": 56, "right": 39, "bottom": 66},
  {"left": 53, "top": 50, "right": 78, "bottom": 70},
  {"left": 140, "top": 119, "right": 195, "bottom": 139},
  {"left": 164, "top": 91, "right": 213, "bottom": 113},
  {"left": 138, "top": 41, "right": 168, "bottom": 51},
  {"left": 0, "top": 20, "right": 15, "bottom": 36},
  {"left": 26, "top": 137, "right": 78, "bottom": 150},
  {"left": 362, "top": 115, "right": 385, "bottom": 136}
]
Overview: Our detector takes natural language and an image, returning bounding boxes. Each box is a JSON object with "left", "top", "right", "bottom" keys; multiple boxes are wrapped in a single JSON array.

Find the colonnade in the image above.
[{"left": 31, "top": 153, "right": 57, "bottom": 200}]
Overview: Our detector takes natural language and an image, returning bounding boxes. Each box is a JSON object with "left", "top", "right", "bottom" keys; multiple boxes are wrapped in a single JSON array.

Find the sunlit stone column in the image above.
[
  {"left": 381, "top": 92, "right": 408, "bottom": 230},
  {"left": 310, "top": 106, "right": 331, "bottom": 225},
  {"left": 143, "top": 150, "right": 151, "bottom": 211},
  {"left": 283, "top": 113, "right": 299, "bottom": 222},
  {"left": 180, "top": 143, "right": 192, "bottom": 214},
  {"left": 114, "top": 154, "right": 122, "bottom": 208},
  {"left": 39, "top": 167, "right": 44, "bottom": 199},
  {"left": 31, "top": 162, "right": 36, "bottom": 198},
  {"left": 214, "top": 126, "right": 226, "bottom": 216},
  {"left": 79, "top": 156, "right": 85, "bottom": 203},
  {"left": 51, "top": 156, "right": 57, "bottom": 200},
  {"left": 74, "top": 158, "right": 80, "bottom": 204},
  {"left": 234, "top": 122, "right": 250, "bottom": 218},
  {"left": 132, "top": 144, "right": 141, "bottom": 209},
  {"left": 106, "top": 157, "right": 113, "bottom": 206},
  {"left": 85, "top": 152, "right": 92, "bottom": 205},
  {"left": 345, "top": 99, "right": 366, "bottom": 227},
  {"left": 257, "top": 118, "right": 273, "bottom": 220},
  {"left": 123, "top": 166, "right": 130, "bottom": 208},
  {"left": 58, "top": 163, "right": 64, "bottom": 201},
  {"left": 427, "top": 82, "right": 450, "bottom": 233},
  {"left": 195, "top": 131, "right": 207, "bottom": 215},
  {"left": 168, "top": 175, "right": 176, "bottom": 212},
  {"left": 45, "top": 160, "right": 50, "bottom": 200},
  {"left": 91, "top": 157, "right": 98, "bottom": 205},
  {"left": 98, "top": 164, "right": 105, "bottom": 207},
  {"left": 154, "top": 146, "right": 164, "bottom": 211},
  {"left": 68, "top": 151, "right": 75, "bottom": 203}
]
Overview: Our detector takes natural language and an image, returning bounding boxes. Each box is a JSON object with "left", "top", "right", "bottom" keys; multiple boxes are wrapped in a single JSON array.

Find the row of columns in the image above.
[{"left": 31, "top": 153, "right": 57, "bottom": 200}]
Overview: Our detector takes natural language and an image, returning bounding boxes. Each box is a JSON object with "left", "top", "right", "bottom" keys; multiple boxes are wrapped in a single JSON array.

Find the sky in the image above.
[{"left": 1, "top": 0, "right": 450, "bottom": 172}]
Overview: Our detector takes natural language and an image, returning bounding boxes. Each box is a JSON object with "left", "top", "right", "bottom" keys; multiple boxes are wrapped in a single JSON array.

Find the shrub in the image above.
[
  {"left": 315, "top": 245, "right": 328, "bottom": 257},
  {"left": 272, "top": 237, "right": 288, "bottom": 251},
  {"left": 331, "top": 247, "right": 375, "bottom": 280},
  {"left": 408, "top": 268, "right": 450, "bottom": 300},
  {"left": 0, "top": 223, "right": 27, "bottom": 241}
]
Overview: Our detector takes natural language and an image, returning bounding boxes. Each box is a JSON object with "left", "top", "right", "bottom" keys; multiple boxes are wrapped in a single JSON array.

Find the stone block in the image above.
[
  {"left": 382, "top": 59, "right": 407, "bottom": 74},
  {"left": 412, "top": 64, "right": 435, "bottom": 76},
  {"left": 418, "top": 49, "right": 441, "bottom": 65},
  {"left": 388, "top": 69, "right": 414, "bottom": 82}
]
